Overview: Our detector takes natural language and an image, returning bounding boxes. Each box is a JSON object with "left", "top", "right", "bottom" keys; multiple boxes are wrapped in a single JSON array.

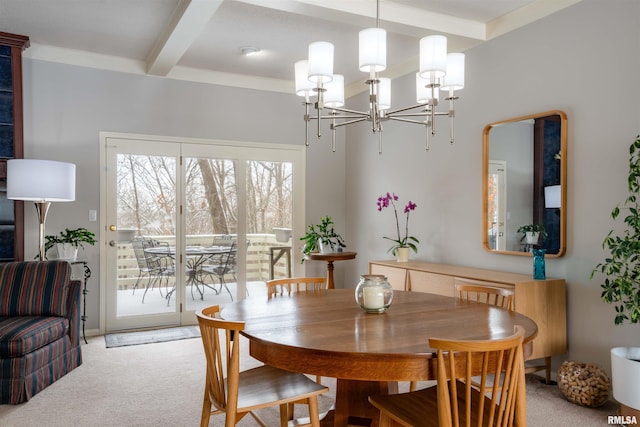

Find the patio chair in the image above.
[
  {"left": 196, "top": 305, "right": 328, "bottom": 427},
  {"left": 131, "top": 237, "right": 165, "bottom": 301},
  {"left": 369, "top": 325, "right": 526, "bottom": 427},
  {"left": 141, "top": 239, "right": 176, "bottom": 304},
  {"left": 200, "top": 241, "right": 237, "bottom": 301}
]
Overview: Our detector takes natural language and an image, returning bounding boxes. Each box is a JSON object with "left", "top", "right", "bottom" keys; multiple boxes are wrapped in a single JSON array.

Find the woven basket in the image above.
[{"left": 557, "top": 361, "right": 610, "bottom": 407}]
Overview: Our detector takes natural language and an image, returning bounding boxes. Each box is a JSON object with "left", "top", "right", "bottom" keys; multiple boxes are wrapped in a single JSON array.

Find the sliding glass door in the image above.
[{"left": 102, "top": 134, "right": 304, "bottom": 332}]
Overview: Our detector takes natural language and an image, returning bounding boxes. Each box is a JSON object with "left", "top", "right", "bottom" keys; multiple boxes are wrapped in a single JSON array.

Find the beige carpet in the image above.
[{"left": 0, "top": 335, "right": 621, "bottom": 426}]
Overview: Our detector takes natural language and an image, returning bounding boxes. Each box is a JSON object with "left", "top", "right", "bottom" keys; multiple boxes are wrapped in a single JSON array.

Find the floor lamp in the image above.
[{"left": 7, "top": 159, "right": 76, "bottom": 261}]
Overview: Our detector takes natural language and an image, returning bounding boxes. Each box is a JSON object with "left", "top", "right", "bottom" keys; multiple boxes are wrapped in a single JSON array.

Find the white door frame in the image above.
[
  {"left": 99, "top": 131, "right": 306, "bottom": 334},
  {"left": 489, "top": 160, "right": 507, "bottom": 251}
]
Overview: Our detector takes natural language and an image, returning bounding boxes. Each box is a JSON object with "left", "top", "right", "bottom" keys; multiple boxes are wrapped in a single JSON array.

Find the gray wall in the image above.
[
  {"left": 19, "top": 0, "right": 640, "bottom": 373},
  {"left": 344, "top": 0, "right": 640, "bottom": 372},
  {"left": 21, "top": 62, "right": 346, "bottom": 330}
]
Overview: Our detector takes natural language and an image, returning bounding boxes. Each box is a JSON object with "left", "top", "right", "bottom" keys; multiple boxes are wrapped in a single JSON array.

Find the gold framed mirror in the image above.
[{"left": 482, "top": 110, "right": 567, "bottom": 258}]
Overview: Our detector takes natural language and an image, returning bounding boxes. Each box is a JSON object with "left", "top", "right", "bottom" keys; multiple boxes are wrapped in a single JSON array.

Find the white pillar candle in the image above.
[{"left": 363, "top": 286, "right": 384, "bottom": 309}]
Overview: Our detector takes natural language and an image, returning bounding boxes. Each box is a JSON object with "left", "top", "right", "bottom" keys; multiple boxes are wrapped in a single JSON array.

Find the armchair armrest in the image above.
[{"left": 66, "top": 280, "right": 82, "bottom": 346}]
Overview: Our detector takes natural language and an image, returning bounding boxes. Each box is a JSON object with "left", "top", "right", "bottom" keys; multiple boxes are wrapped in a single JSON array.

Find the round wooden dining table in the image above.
[{"left": 221, "top": 289, "right": 538, "bottom": 427}]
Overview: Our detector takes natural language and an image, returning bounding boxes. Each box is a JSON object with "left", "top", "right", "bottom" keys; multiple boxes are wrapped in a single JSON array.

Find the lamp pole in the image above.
[{"left": 34, "top": 201, "right": 51, "bottom": 261}]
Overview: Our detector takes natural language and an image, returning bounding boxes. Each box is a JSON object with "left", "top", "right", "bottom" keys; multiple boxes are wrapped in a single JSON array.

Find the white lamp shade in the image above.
[
  {"left": 359, "top": 28, "right": 386, "bottom": 73},
  {"left": 544, "top": 185, "right": 561, "bottom": 208},
  {"left": 7, "top": 159, "right": 76, "bottom": 202},
  {"left": 441, "top": 53, "right": 465, "bottom": 91},
  {"left": 324, "top": 74, "right": 344, "bottom": 108},
  {"left": 308, "top": 41, "right": 334, "bottom": 84},
  {"left": 419, "top": 35, "right": 447, "bottom": 79},
  {"left": 416, "top": 72, "right": 439, "bottom": 104},
  {"left": 294, "top": 60, "right": 315, "bottom": 96},
  {"left": 378, "top": 77, "right": 391, "bottom": 110}
]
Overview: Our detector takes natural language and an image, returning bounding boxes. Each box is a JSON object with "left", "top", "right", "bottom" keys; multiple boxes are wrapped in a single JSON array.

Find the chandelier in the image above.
[{"left": 294, "top": 0, "right": 465, "bottom": 153}]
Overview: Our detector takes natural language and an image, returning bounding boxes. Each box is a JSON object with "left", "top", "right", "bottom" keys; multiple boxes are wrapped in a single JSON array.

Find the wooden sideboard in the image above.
[{"left": 369, "top": 260, "right": 567, "bottom": 383}]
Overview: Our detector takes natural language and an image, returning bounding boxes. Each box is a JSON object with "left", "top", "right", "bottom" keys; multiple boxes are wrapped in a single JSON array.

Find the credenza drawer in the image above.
[{"left": 409, "top": 270, "right": 454, "bottom": 297}]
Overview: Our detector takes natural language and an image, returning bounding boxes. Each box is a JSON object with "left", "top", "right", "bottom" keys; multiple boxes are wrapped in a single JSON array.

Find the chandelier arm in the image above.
[
  {"left": 321, "top": 106, "right": 369, "bottom": 116},
  {"left": 331, "top": 117, "right": 368, "bottom": 128},
  {"left": 387, "top": 111, "right": 449, "bottom": 118},
  {"left": 332, "top": 116, "right": 337, "bottom": 152},
  {"left": 318, "top": 114, "right": 367, "bottom": 120},
  {"left": 385, "top": 103, "right": 430, "bottom": 115},
  {"left": 387, "top": 117, "right": 431, "bottom": 125},
  {"left": 448, "top": 94, "right": 456, "bottom": 144},
  {"left": 304, "top": 102, "right": 311, "bottom": 146},
  {"left": 450, "top": 114, "right": 454, "bottom": 144},
  {"left": 431, "top": 106, "right": 436, "bottom": 135}
]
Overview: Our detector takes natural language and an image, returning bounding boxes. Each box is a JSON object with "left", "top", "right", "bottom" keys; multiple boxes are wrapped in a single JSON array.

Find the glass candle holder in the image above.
[{"left": 355, "top": 274, "right": 393, "bottom": 313}]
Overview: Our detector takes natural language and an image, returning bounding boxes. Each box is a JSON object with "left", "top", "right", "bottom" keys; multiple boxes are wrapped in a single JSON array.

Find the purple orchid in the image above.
[{"left": 377, "top": 193, "right": 419, "bottom": 255}]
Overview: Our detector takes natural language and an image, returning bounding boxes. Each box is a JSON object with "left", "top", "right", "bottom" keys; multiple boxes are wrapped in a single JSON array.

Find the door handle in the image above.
[{"left": 109, "top": 240, "right": 117, "bottom": 247}]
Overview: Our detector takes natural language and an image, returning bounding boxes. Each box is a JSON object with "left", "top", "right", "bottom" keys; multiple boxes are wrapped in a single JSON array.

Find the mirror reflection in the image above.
[{"left": 482, "top": 110, "right": 567, "bottom": 257}]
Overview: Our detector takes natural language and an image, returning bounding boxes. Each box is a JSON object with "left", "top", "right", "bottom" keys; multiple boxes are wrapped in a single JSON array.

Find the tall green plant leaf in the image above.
[{"left": 592, "top": 135, "right": 640, "bottom": 324}]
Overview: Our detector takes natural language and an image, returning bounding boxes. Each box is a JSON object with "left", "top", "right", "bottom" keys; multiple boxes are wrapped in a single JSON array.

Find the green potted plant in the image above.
[
  {"left": 591, "top": 135, "right": 640, "bottom": 419},
  {"left": 45, "top": 227, "right": 97, "bottom": 260},
  {"left": 516, "top": 223, "right": 548, "bottom": 245},
  {"left": 300, "top": 216, "right": 346, "bottom": 262}
]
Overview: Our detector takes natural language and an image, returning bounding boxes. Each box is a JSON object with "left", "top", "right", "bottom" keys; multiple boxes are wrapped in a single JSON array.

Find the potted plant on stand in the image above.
[
  {"left": 592, "top": 135, "right": 640, "bottom": 420},
  {"left": 377, "top": 192, "right": 418, "bottom": 262},
  {"left": 300, "top": 216, "right": 346, "bottom": 262},
  {"left": 45, "top": 227, "right": 97, "bottom": 261}
]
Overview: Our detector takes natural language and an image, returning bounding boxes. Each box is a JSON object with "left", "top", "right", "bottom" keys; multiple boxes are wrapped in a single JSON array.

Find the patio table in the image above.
[{"left": 144, "top": 245, "right": 234, "bottom": 303}]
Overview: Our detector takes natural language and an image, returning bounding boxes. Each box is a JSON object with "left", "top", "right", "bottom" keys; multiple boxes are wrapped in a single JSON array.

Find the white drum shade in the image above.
[
  {"left": 308, "top": 41, "right": 334, "bottom": 84},
  {"left": 324, "top": 74, "right": 344, "bottom": 108},
  {"left": 359, "top": 28, "right": 386, "bottom": 72},
  {"left": 441, "top": 53, "right": 465, "bottom": 91},
  {"left": 378, "top": 77, "right": 391, "bottom": 110},
  {"left": 416, "top": 73, "right": 439, "bottom": 104},
  {"left": 294, "top": 60, "right": 315, "bottom": 96},
  {"left": 419, "top": 35, "right": 447, "bottom": 79},
  {"left": 7, "top": 159, "right": 76, "bottom": 202}
]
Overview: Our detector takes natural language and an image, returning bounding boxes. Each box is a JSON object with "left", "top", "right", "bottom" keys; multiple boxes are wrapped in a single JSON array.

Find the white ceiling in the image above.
[{"left": 0, "top": 0, "right": 582, "bottom": 95}]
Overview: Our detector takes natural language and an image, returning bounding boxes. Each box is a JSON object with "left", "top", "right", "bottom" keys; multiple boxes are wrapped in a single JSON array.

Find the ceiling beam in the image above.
[
  {"left": 146, "top": 0, "right": 224, "bottom": 76},
  {"left": 486, "top": 0, "right": 584, "bottom": 40},
  {"left": 236, "top": 0, "right": 486, "bottom": 40}
]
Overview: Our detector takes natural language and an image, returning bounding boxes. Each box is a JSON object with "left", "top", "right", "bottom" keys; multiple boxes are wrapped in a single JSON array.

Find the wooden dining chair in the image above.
[
  {"left": 196, "top": 305, "right": 328, "bottom": 427},
  {"left": 369, "top": 325, "right": 526, "bottom": 427},
  {"left": 266, "top": 276, "right": 327, "bottom": 386},
  {"left": 455, "top": 282, "right": 515, "bottom": 311},
  {"left": 410, "top": 282, "right": 515, "bottom": 392},
  {"left": 266, "top": 277, "right": 327, "bottom": 298}
]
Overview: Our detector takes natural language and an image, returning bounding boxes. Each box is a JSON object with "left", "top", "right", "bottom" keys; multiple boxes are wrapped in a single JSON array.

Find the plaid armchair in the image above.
[{"left": 0, "top": 261, "right": 83, "bottom": 404}]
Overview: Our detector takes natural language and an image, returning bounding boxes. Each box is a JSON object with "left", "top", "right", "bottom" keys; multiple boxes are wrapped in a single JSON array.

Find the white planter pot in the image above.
[
  {"left": 273, "top": 228, "right": 292, "bottom": 243},
  {"left": 525, "top": 231, "right": 540, "bottom": 245},
  {"left": 55, "top": 243, "right": 78, "bottom": 261},
  {"left": 396, "top": 247, "right": 410, "bottom": 262},
  {"left": 611, "top": 347, "right": 640, "bottom": 415},
  {"left": 317, "top": 239, "right": 333, "bottom": 254}
]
